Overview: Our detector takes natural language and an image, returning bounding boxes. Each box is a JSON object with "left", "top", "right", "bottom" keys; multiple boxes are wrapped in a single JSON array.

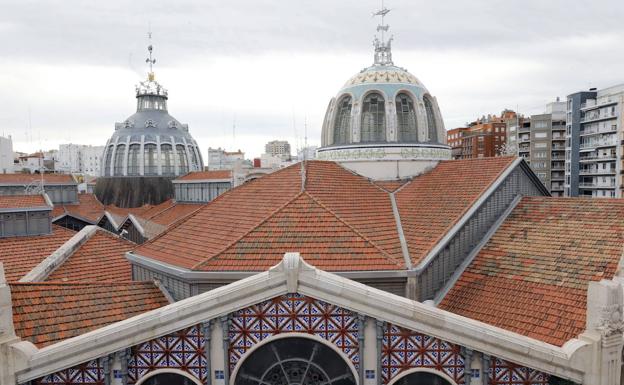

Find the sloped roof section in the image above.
[
  {"left": 395, "top": 157, "right": 515, "bottom": 266},
  {"left": 195, "top": 193, "right": 404, "bottom": 271},
  {"left": 0, "top": 225, "right": 76, "bottom": 281},
  {"left": 439, "top": 196, "right": 624, "bottom": 346},
  {"left": 134, "top": 159, "right": 518, "bottom": 272},
  {"left": 0, "top": 194, "right": 50, "bottom": 210},
  {"left": 10, "top": 282, "right": 168, "bottom": 347},
  {"left": 45, "top": 230, "right": 136, "bottom": 282},
  {"left": 56, "top": 193, "right": 105, "bottom": 223},
  {"left": 0, "top": 174, "right": 75, "bottom": 185},
  {"left": 175, "top": 170, "right": 232, "bottom": 181}
]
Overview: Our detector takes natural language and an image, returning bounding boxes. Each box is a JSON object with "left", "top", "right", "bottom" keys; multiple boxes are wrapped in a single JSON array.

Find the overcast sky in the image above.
[{"left": 1, "top": 0, "right": 623, "bottom": 158}]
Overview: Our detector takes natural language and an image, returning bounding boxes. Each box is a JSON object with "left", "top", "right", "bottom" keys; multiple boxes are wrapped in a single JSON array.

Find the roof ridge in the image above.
[
  {"left": 9, "top": 280, "right": 156, "bottom": 286},
  {"left": 304, "top": 191, "right": 404, "bottom": 268},
  {"left": 145, "top": 200, "right": 177, "bottom": 221},
  {"left": 191, "top": 191, "right": 307, "bottom": 270},
  {"left": 137, "top": 164, "right": 304, "bottom": 251}
]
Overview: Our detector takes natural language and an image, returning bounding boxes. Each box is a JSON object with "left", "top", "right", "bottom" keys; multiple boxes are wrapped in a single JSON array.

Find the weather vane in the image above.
[
  {"left": 372, "top": 0, "right": 393, "bottom": 66},
  {"left": 146, "top": 27, "right": 156, "bottom": 80}
]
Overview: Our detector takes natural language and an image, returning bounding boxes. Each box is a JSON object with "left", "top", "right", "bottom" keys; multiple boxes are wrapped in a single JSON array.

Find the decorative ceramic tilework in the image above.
[
  {"left": 228, "top": 293, "right": 359, "bottom": 371},
  {"left": 127, "top": 325, "right": 208, "bottom": 384},
  {"left": 36, "top": 359, "right": 104, "bottom": 384},
  {"left": 489, "top": 358, "right": 549, "bottom": 385},
  {"left": 381, "top": 323, "right": 465, "bottom": 384}
]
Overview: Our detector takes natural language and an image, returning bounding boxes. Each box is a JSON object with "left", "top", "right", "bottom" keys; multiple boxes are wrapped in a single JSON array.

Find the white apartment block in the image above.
[
  {"left": 207, "top": 147, "right": 245, "bottom": 170},
  {"left": 57, "top": 144, "right": 104, "bottom": 176},
  {"left": 0, "top": 136, "right": 13, "bottom": 174},
  {"left": 265, "top": 140, "right": 291, "bottom": 161},
  {"left": 566, "top": 84, "right": 624, "bottom": 198}
]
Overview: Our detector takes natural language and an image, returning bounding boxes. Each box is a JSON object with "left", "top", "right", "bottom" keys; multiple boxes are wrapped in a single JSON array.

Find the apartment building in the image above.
[
  {"left": 565, "top": 84, "right": 624, "bottom": 198},
  {"left": 57, "top": 144, "right": 104, "bottom": 176},
  {"left": 446, "top": 111, "right": 514, "bottom": 159}
]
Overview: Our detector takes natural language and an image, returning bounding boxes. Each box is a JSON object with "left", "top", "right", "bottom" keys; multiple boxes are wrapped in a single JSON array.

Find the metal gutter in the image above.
[{"left": 389, "top": 192, "right": 412, "bottom": 269}]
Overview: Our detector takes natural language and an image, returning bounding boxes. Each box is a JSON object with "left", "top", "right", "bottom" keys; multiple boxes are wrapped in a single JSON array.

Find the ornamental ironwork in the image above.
[
  {"left": 489, "top": 358, "right": 549, "bottom": 385},
  {"left": 35, "top": 359, "right": 104, "bottom": 384}
]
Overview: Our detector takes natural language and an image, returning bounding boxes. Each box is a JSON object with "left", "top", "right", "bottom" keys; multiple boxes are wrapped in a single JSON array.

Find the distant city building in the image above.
[
  {"left": 207, "top": 147, "right": 245, "bottom": 170},
  {"left": 0, "top": 135, "right": 13, "bottom": 173},
  {"left": 446, "top": 111, "right": 514, "bottom": 159},
  {"left": 265, "top": 140, "right": 292, "bottom": 161},
  {"left": 296, "top": 145, "right": 318, "bottom": 161},
  {"left": 565, "top": 84, "right": 624, "bottom": 198},
  {"left": 57, "top": 144, "right": 105, "bottom": 176}
]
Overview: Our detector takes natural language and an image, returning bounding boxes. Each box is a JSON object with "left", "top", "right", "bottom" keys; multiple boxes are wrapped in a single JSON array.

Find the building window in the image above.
[
  {"left": 127, "top": 144, "right": 140, "bottom": 176},
  {"left": 333, "top": 95, "right": 352, "bottom": 145},
  {"left": 395, "top": 93, "right": 417, "bottom": 142},
  {"left": 423, "top": 95, "right": 438, "bottom": 142},
  {"left": 114, "top": 144, "right": 126, "bottom": 175},
  {"left": 176, "top": 145, "right": 188, "bottom": 175},
  {"left": 161, "top": 144, "right": 174, "bottom": 175},
  {"left": 144, "top": 144, "right": 157, "bottom": 175},
  {"left": 104, "top": 146, "right": 113, "bottom": 176},
  {"left": 534, "top": 132, "right": 547, "bottom": 139},
  {"left": 361, "top": 93, "right": 386, "bottom": 142}
]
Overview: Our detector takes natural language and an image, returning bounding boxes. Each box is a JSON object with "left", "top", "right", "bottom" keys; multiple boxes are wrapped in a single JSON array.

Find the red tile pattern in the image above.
[
  {"left": 395, "top": 157, "right": 515, "bottom": 266},
  {"left": 372, "top": 180, "right": 410, "bottom": 193},
  {"left": 0, "top": 173, "right": 75, "bottom": 184},
  {"left": 128, "top": 325, "right": 207, "bottom": 384},
  {"left": 229, "top": 293, "right": 359, "bottom": 371},
  {"left": 45, "top": 231, "right": 135, "bottom": 282},
  {"left": 57, "top": 193, "right": 105, "bottom": 222},
  {"left": 35, "top": 359, "right": 104, "bottom": 384},
  {"left": 197, "top": 193, "right": 402, "bottom": 271},
  {"left": 0, "top": 194, "right": 49, "bottom": 209},
  {"left": 0, "top": 225, "right": 75, "bottom": 281},
  {"left": 148, "top": 203, "right": 203, "bottom": 227},
  {"left": 10, "top": 282, "right": 168, "bottom": 347},
  {"left": 489, "top": 358, "right": 549, "bottom": 385},
  {"left": 136, "top": 159, "right": 515, "bottom": 272},
  {"left": 439, "top": 197, "right": 624, "bottom": 346},
  {"left": 381, "top": 323, "right": 465, "bottom": 384},
  {"left": 175, "top": 170, "right": 232, "bottom": 181}
]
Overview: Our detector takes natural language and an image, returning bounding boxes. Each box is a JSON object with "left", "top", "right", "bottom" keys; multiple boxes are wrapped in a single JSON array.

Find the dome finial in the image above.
[
  {"left": 372, "top": 0, "right": 393, "bottom": 66},
  {"left": 146, "top": 26, "right": 156, "bottom": 80}
]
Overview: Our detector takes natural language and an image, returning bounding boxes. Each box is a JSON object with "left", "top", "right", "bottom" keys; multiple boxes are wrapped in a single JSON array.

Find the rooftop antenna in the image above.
[
  {"left": 300, "top": 116, "right": 308, "bottom": 192},
  {"left": 146, "top": 24, "right": 156, "bottom": 81},
  {"left": 372, "top": 0, "right": 393, "bottom": 66}
]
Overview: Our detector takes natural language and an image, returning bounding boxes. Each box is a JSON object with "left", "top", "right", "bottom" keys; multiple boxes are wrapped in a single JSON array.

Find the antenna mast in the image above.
[
  {"left": 372, "top": 0, "right": 393, "bottom": 66},
  {"left": 146, "top": 27, "right": 156, "bottom": 80}
]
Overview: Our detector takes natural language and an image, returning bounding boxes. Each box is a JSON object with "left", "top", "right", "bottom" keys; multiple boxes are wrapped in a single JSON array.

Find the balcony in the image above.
[
  {"left": 579, "top": 182, "right": 616, "bottom": 189},
  {"left": 580, "top": 138, "right": 618, "bottom": 150},
  {"left": 580, "top": 127, "right": 618, "bottom": 136},
  {"left": 581, "top": 98, "right": 618, "bottom": 110},
  {"left": 579, "top": 169, "right": 616, "bottom": 176},
  {"left": 580, "top": 111, "right": 617, "bottom": 123}
]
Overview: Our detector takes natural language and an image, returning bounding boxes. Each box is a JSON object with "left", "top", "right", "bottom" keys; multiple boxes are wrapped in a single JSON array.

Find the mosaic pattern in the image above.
[
  {"left": 36, "top": 359, "right": 104, "bottom": 384},
  {"left": 127, "top": 325, "right": 208, "bottom": 384},
  {"left": 489, "top": 358, "right": 549, "bottom": 385},
  {"left": 381, "top": 323, "right": 465, "bottom": 384},
  {"left": 229, "top": 293, "right": 360, "bottom": 371}
]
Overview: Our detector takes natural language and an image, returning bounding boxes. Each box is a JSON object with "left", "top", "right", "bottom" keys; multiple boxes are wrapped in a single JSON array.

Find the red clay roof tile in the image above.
[
  {"left": 0, "top": 194, "right": 50, "bottom": 209},
  {"left": 439, "top": 196, "right": 624, "bottom": 346},
  {"left": 175, "top": 170, "right": 232, "bottom": 181},
  {"left": 10, "top": 281, "right": 168, "bottom": 347},
  {"left": 0, "top": 174, "right": 75, "bottom": 185}
]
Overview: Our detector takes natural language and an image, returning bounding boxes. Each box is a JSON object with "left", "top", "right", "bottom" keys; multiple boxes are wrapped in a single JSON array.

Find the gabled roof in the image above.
[
  {"left": 10, "top": 282, "right": 168, "bottom": 347},
  {"left": 174, "top": 170, "right": 232, "bottom": 182},
  {"left": 53, "top": 193, "right": 105, "bottom": 223},
  {"left": 134, "top": 158, "right": 519, "bottom": 272},
  {"left": 44, "top": 230, "right": 136, "bottom": 282},
  {"left": 0, "top": 194, "right": 51, "bottom": 211},
  {"left": 0, "top": 173, "right": 76, "bottom": 185},
  {"left": 438, "top": 196, "right": 624, "bottom": 347},
  {"left": 0, "top": 225, "right": 76, "bottom": 281}
]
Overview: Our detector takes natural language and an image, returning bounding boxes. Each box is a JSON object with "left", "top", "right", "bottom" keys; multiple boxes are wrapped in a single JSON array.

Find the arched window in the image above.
[
  {"left": 424, "top": 95, "right": 438, "bottom": 142},
  {"left": 141, "top": 373, "right": 199, "bottom": 385},
  {"left": 127, "top": 144, "right": 141, "bottom": 176},
  {"left": 396, "top": 93, "right": 418, "bottom": 142},
  {"left": 104, "top": 146, "right": 113, "bottom": 176},
  {"left": 190, "top": 147, "right": 199, "bottom": 170},
  {"left": 114, "top": 144, "right": 126, "bottom": 175},
  {"left": 361, "top": 92, "right": 386, "bottom": 142},
  {"left": 161, "top": 144, "right": 174, "bottom": 175},
  {"left": 176, "top": 145, "right": 188, "bottom": 175},
  {"left": 393, "top": 371, "right": 453, "bottom": 385},
  {"left": 234, "top": 337, "right": 356, "bottom": 385},
  {"left": 333, "top": 95, "right": 352, "bottom": 145},
  {"left": 144, "top": 144, "right": 157, "bottom": 175}
]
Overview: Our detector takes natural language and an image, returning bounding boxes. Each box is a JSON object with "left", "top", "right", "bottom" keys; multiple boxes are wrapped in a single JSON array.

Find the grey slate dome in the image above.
[{"left": 100, "top": 75, "right": 203, "bottom": 178}]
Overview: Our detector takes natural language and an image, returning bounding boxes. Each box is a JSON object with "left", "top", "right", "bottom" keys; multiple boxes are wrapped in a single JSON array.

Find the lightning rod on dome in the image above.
[
  {"left": 146, "top": 25, "right": 156, "bottom": 81},
  {"left": 372, "top": 0, "right": 393, "bottom": 66}
]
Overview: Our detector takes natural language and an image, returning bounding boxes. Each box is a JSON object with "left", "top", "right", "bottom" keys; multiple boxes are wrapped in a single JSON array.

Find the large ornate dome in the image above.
[
  {"left": 318, "top": 9, "right": 450, "bottom": 179},
  {"left": 96, "top": 42, "right": 203, "bottom": 207}
]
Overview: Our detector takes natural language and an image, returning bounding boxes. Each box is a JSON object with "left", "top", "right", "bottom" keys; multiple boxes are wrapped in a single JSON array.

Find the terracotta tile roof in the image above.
[
  {"left": 371, "top": 180, "right": 410, "bottom": 193},
  {"left": 137, "top": 199, "right": 176, "bottom": 218},
  {"left": 0, "top": 194, "right": 50, "bottom": 210},
  {"left": 45, "top": 230, "right": 136, "bottom": 282},
  {"left": 196, "top": 193, "right": 404, "bottom": 271},
  {"left": 175, "top": 170, "right": 232, "bottom": 181},
  {"left": 54, "top": 193, "right": 105, "bottom": 222},
  {"left": 439, "top": 196, "right": 624, "bottom": 346},
  {"left": 10, "top": 282, "right": 168, "bottom": 347},
  {"left": 0, "top": 173, "right": 75, "bottom": 185},
  {"left": 0, "top": 225, "right": 76, "bottom": 281},
  {"left": 148, "top": 203, "right": 203, "bottom": 227},
  {"left": 135, "top": 159, "right": 517, "bottom": 272},
  {"left": 395, "top": 157, "right": 515, "bottom": 266}
]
